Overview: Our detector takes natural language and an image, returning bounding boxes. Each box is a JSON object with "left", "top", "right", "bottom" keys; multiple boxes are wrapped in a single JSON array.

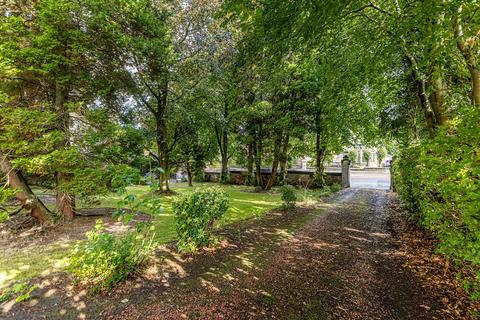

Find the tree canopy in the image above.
[{"left": 1, "top": 0, "right": 479, "bottom": 298}]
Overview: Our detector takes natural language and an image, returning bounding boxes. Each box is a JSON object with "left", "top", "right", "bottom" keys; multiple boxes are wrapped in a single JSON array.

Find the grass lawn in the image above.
[{"left": 0, "top": 182, "right": 281, "bottom": 289}]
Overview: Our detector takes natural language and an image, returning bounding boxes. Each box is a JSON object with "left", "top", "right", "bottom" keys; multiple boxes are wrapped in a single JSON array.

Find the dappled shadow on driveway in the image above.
[
  {"left": 3, "top": 189, "right": 470, "bottom": 319},
  {"left": 104, "top": 189, "right": 451, "bottom": 320}
]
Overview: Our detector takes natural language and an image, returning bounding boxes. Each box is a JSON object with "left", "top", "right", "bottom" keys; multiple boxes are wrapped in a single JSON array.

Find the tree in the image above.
[
  {"left": 348, "top": 150, "right": 358, "bottom": 165},
  {"left": 377, "top": 147, "right": 387, "bottom": 167},
  {"left": 363, "top": 150, "right": 371, "bottom": 167},
  {"left": 170, "top": 99, "right": 217, "bottom": 187},
  {"left": 0, "top": 0, "right": 143, "bottom": 221},
  {"left": 92, "top": 0, "right": 221, "bottom": 193},
  {"left": 454, "top": 2, "right": 480, "bottom": 106}
]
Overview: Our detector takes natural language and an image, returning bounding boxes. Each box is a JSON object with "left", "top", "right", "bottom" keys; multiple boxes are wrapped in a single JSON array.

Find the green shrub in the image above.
[
  {"left": 393, "top": 107, "right": 480, "bottom": 299},
  {"left": 313, "top": 171, "right": 326, "bottom": 187},
  {"left": 173, "top": 187, "right": 229, "bottom": 253},
  {"left": 68, "top": 220, "right": 156, "bottom": 292},
  {"left": 330, "top": 183, "right": 341, "bottom": 193},
  {"left": 279, "top": 185, "right": 297, "bottom": 209}
]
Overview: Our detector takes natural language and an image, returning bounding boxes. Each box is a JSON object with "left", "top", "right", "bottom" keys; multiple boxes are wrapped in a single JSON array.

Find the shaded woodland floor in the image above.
[{"left": 2, "top": 189, "right": 478, "bottom": 319}]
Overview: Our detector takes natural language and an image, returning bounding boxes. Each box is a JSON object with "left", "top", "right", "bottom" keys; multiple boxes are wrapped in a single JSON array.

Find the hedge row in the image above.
[{"left": 393, "top": 107, "right": 480, "bottom": 299}]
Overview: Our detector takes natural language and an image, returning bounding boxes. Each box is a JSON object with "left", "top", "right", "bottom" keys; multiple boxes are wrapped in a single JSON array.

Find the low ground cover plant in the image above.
[
  {"left": 0, "top": 283, "right": 37, "bottom": 303},
  {"left": 174, "top": 187, "right": 229, "bottom": 253}
]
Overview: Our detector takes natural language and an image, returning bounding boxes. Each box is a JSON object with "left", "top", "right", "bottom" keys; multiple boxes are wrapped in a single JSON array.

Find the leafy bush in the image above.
[
  {"left": 393, "top": 107, "right": 480, "bottom": 299},
  {"left": 329, "top": 183, "right": 341, "bottom": 193},
  {"left": 68, "top": 220, "right": 156, "bottom": 292},
  {"left": 173, "top": 187, "right": 229, "bottom": 252},
  {"left": 316, "top": 183, "right": 340, "bottom": 197},
  {"left": 279, "top": 185, "right": 297, "bottom": 209}
]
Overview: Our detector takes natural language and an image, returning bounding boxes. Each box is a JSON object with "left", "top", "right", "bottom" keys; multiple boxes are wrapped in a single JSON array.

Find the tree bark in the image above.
[
  {"left": 186, "top": 161, "right": 193, "bottom": 187},
  {"left": 428, "top": 68, "right": 447, "bottom": 126},
  {"left": 0, "top": 153, "right": 52, "bottom": 224},
  {"left": 156, "top": 115, "right": 170, "bottom": 192},
  {"left": 471, "top": 66, "right": 480, "bottom": 106},
  {"left": 55, "top": 81, "right": 75, "bottom": 219},
  {"left": 215, "top": 103, "right": 229, "bottom": 183},
  {"left": 455, "top": 5, "right": 480, "bottom": 106},
  {"left": 278, "top": 134, "right": 289, "bottom": 185},
  {"left": 247, "top": 141, "right": 254, "bottom": 186},
  {"left": 55, "top": 173, "right": 75, "bottom": 220},
  {"left": 315, "top": 138, "right": 327, "bottom": 187},
  {"left": 405, "top": 54, "right": 436, "bottom": 136},
  {"left": 253, "top": 124, "right": 263, "bottom": 188},
  {"left": 265, "top": 132, "right": 282, "bottom": 190},
  {"left": 314, "top": 114, "right": 327, "bottom": 187},
  {"left": 220, "top": 132, "right": 228, "bottom": 183},
  {"left": 468, "top": 64, "right": 480, "bottom": 107},
  {"left": 156, "top": 80, "right": 171, "bottom": 193},
  {"left": 428, "top": 8, "right": 447, "bottom": 126}
]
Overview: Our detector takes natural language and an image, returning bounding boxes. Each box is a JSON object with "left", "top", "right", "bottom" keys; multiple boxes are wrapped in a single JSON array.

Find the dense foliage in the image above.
[
  {"left": 1, "top": 0, "right": 479, "bottom": 302},
  {"left": 174, "top": 187, "right": 230, "bottom": 252},
  {"left": 223, "top": 0, "right": 480, "bottom": 300},
  {"left": 393, "top": 108, "right": 480, "bottom": 298}
]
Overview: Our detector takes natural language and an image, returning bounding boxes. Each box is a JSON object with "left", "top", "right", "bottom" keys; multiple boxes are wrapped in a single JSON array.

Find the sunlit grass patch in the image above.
[{"left": 0, "top": 243, "right": 71, "bottom": 289}]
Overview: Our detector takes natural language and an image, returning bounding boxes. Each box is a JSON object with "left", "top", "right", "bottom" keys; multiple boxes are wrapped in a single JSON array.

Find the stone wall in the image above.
[{"left": 204, "top": 169, "right": 342, "bottom": 187}]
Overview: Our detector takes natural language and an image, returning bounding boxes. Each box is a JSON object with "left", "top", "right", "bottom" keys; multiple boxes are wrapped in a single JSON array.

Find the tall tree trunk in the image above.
[
  {"left": 156, "top": 116, "right": 170, "bottom": 193},
  {"left": 409, "top": 103, "right": 420, "bottom": 141},
  {"left": 55, "top": 173, "right": 75, "bottom": 220},
  {"left": 428, "top": 67, "right": 447, "bottom": 126},
  {"left": 278, "top": 134, "right": 289, "bottom": 185},
  {"left": 155, "top": 81, "right": 171, "bottom": 193},
  {"left": 186, "top": 161, "right": 193, "bottom": 187},
  {"left": 405, "top": 54, "right": 436, "bottom": 136},
  {"left": 455, "top": 5, "right": 480, "bottom": 106},
  {"left": 55, "top": 81, "right": 75, "bottom": 219},
  {"left": 247, "top": 141, "right": 254, "bottom": 186},
  {"left": 0, "top": 153, "right": 52, "bottom": 224},
  {"left": 215, "top": 103, "right": 229, "bottom": 183},
  {"left": 314, "top": 114, "right": 327, "bottom": 187},
  {"left": 220, "top": 132, "right": 228, "bottom": 183},
  {"left": 470, "top": 66, "right": 480, "bottom": 106},
  {"left": 265, "top": 132, "right": 283, "bottom": 190},
  {"left": 315, "top": 135, "right": 327, "bottom": 188},
  {"left": 428, "top": 7, "right": 447, "bottom": 126},
  {"left": 253, "top": 125, "right": 263, "bottom": 188}
]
